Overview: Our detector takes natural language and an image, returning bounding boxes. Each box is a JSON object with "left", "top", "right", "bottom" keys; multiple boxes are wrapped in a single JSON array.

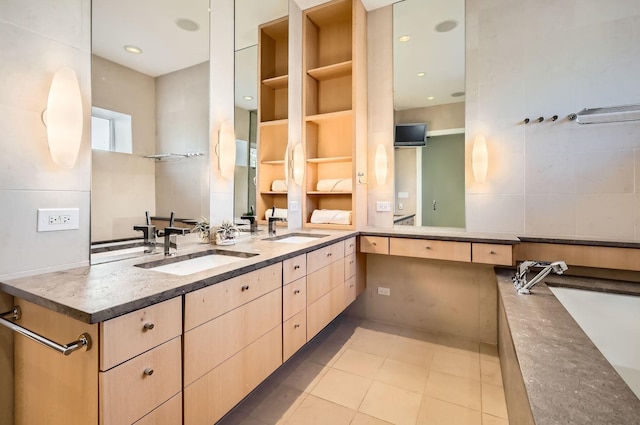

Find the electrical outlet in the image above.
[
  {"left": 377, "top": 286, "right": 391, "bottom": 296},
  {"left": 289, "top": 200, "right": 299, "bottom": 212},
  {"left": 398, "top": 202, "right": 404, "bottom": 210},
  {"left": 376, "top": 201, "right": 391, "bottom": 212},
  {"left": 37, "top": 208, "right": 80, "bottom": 232}
]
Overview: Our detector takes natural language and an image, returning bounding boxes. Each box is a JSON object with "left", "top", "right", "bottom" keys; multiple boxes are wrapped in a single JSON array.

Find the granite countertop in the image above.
[
  {"left": 0, "top": 229, "right": 357, "bottom": 324},
  {"left": 518, "top": 235, "right": 640, "bottom": 249},
  {"left": 496, "top": 269, "right": 640, "bottom": 424},
  {"left": 361, "top": 226, "right": 521, "bottom": 244}
]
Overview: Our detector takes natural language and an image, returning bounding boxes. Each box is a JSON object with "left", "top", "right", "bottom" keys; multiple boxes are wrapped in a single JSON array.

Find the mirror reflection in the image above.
[
  {"left": 234, "top": 0, "right": 289, "bottom": 221},
  {"left": 393, "top": 0, "right": 465, "bottom": 228},
  {"left": 90, "top": 0, "right": 210, "bottom": 261}
]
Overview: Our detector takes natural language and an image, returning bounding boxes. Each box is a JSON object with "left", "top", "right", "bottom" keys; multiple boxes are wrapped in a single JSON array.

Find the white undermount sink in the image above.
[{"left": 135, "top": 249, "right": 258, "bottom": 276}]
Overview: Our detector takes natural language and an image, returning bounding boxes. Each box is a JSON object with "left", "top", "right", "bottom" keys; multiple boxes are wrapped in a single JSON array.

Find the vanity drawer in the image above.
[
  {"left": 134, "top": 392, "right": 182, "bottom": 425},
  {"left": 360, "top": 236, "right": 389, "bottom": 255},
  {"left": 389, "top": 238, "right": 471, "bottom": 262},
  {"left": 307, "top": 284, "right": 345, "bottom": 341},
  {"left": 99, "top": 337, "right": 181, "bottom": 425},
  {"left": 183, "top": 288, "right": 282, "bottom": 386},
  {"left": 283, "top": 276, "right": 307, "bottom": 321},
  {"left": 283, "top": 309, "right": 307, "bottom": 361},
  {"left": 283, "top": 254, "right": 307, "bottom": 285},
  {"left": 185, "top": 262, "right": 282, "bottom": 331},
  {"left": 344, "top": 253, "right": 356, "bottom": 280},
  {"left": 472, "top": 243, "right": 513, "bottom": 266},
  {"left": 344, "top": 276, "right": 356, "bottom": 307},
  {"left": 307, "top": 257, "right": 344, "bottom": 305},
  {"left": 307, "top": 242, "right": 345, "bottom": 274},
  {"left": 100, "top": 297, "right": 182, "bottom": 371},
  {"left": 344, "top": 237, "right": 357, "bottom": 255}
]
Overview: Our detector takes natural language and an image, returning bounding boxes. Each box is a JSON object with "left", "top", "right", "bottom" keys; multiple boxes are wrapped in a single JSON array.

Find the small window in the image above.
[{"left": 91, "top": 107, "right": 132, "bottom": 154}]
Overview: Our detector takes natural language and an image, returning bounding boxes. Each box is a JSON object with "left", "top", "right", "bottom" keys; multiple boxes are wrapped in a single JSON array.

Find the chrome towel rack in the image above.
[
  {"left": 568, "top": 104, "right": 640, "bottom": 124},
  {"left": 0, "top": 307, "right": 92, "bottom": 356}
]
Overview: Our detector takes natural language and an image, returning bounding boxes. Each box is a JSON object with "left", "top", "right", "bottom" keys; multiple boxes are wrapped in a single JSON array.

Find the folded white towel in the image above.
[
  {"left": 316, "top": 178, "right": 352, "bottom": 192},
  {"left": 265, "top": 207, "right": 288, "bottom": 220},
  {"left": 310, "top": 209, "right": 352, "bottom": 225},
  {"left": 271, "top": 180, "right": 287, "bottom": 192}
]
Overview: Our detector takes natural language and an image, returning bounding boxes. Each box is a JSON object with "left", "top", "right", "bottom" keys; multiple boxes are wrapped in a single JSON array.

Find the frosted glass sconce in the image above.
[
  {"left": 217, "top": 120, "right": 236, "bottom": 180},
  {"left": 472, "top": 135, "right": 488, "bottom": 183},
  {"left": 43, "top": 68, "right": 83, "bottom": 169},
  {"left": 374, "top": 144, "right": 388, "bottom": 185},
  {"left": 284, "top": 143, "right": 305, "bottom": 187}
]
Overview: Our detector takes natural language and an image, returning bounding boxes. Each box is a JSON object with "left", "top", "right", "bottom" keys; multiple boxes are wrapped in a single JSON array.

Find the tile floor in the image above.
[{"left": 218, "top": 315, "right": 509, "bottom": 425}]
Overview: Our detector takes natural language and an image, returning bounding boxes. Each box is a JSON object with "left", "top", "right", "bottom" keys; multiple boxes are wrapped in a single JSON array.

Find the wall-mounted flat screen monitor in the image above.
[{"left": 394, "top": 123, "right": 427, "bottom": 147}]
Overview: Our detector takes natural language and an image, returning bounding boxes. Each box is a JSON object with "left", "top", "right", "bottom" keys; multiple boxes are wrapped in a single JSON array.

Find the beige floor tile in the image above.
[
  {"left": 247, "top": 385, "right": 307, "bottom": 425},
  {"left": 375, "top": 358, "right": 429, "bottom": 393},
  {"left": 284, "top": 395, "right": 356, "bottom": 425},
  {"left": 350, "top": 412, "right": 394, "bottom": 425},
  {"left": 234, "top": 379, "right": 281, "bottom": 416},
  {"left": 431, "top": 350, "right": 481, "bottom": 381},
  {"left": 398, "top": 327, "right": 440, "bottom": 348},
  {"left": 480, "top": 360, "right": 503, "bottom": 387},
  {"left": 333, "top": 348, "right": 385, "bottom": 378},
  {"left": 482, "top": 413, "right": 509, "bottom": 425},
  {"left": 479, "top": 343, "right": 500, "bottom": 363},
  {"left": 359, "top": 381, "right": 423, "bottom": 425},
  {"left": 305, "top": 338, "right": 349, "bottom": 366},
  {"left": 280, "top": 360, "right": 330, "bottom": 393},
  {"left": 310, "top": 368, "right": 372, "bottom": 410},
  {"left": 424, "top": 371, "right": 482, "bottom": 411},
  {"left": 349, "top": 330, "right": 395, "bottom": 357},
  {"left": 481, "top": 383, "right": 508, "bottom": 419},
  {"left": 358, "top": 319, "right": 403, "bottom": 335},
  {"left": 388, "top": 339, "right": 435, "bottom": 369},
  {"left": 416, "top": 396, "right": 482, "bottom": 425},
  {"left": 437, "top": 334, "right": 480, "bottom": 358}
]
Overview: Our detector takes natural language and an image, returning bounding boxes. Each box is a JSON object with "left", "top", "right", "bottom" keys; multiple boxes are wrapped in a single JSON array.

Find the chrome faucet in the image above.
[
  {"left": 133, "top": 211, "right": 157, "bottom": 253},
  {"left": 513, "top": 260, "right": 568, "bottom": 294},
  {"left": 268, "top": 206, "right": 286, "bottom": 237},
  {"left": 241, "top": 205, "right": 258, "bottom": 234},
  {"left": 156, "top": 212, "right": 190, "bottom": 256}
]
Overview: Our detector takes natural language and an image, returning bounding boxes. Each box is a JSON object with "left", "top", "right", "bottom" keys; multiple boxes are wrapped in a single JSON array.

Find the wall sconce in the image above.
[
  {"left": 292, "top": 143, "right": 304, "bottom": 186},
  {"left": 43, "top": 67, "right": 83, "bottom": 169},
  {"left": 374, "top": 144, "right": 388, "bottom": 185},
  {"left": 472, "top": 135, "right": 488, "bottom": 183},
  {"left": 217, "top": 120, "right": 236, "bottom": 180}
]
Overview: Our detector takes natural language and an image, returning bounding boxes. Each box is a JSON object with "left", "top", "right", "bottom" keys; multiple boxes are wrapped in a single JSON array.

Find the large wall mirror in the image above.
[
  {"left": 90, "top": 0, "right": 210, "bottom": 260},
  {"left": 393, "top": 0, "right": 465, "bottom": 228},
  {"left": 234, "top": 0, "right": 289, "bottom": 220}
]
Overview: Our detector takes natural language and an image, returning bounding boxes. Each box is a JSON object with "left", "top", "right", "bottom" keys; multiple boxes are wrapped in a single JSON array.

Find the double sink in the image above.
[{"left": 135, "top": 233, "right": 329, "bottom": 276}]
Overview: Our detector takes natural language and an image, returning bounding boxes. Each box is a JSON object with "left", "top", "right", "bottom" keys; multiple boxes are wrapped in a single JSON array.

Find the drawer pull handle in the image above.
[
  {"left": 350, "top": 284, "right": 354, "bottom": 288},
  {"left": 349, "top": 243, "right": 354, "bottom": 248},
  {"left": 143, "top": 368, "right": 154, "bottom": 376},
  {"left": 490, "top": 251, "right": 496, "bottom": 255},
  {"left": 326, "top": 253, "right": 332, "bottom": 257},
  {"left": 349, "top": 260, "right": 354, "bottom": 264},
  {"left": 294, "top": 324, "right": 300, "bottom": 328},
  {"left": 241, "top": 285, "right": 250, "bottom": 291},
  {"left": 425, "top": 246, "right": 431, "bottom": 250},
  {"left": 143, "top": 323, "right": 155, "bottom": 331},
  {"left": 294, "top": 289, "right": 301, "bottom": 294},
  {"left": 372, "top": 242, "right": 377, "bottom": 246},
  {"left": 294, "top": 265, "right": 300, "bottom": 270}
]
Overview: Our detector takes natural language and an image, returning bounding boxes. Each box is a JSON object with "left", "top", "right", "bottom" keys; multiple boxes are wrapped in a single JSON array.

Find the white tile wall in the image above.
[{"left": 466, "top": 0, "right": 640, "bottom": 240}]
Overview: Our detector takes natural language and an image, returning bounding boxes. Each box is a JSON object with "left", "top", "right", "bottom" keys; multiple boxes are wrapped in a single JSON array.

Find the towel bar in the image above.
[{"left": 0, "top": 307, "right": 92, "bottom": 356}]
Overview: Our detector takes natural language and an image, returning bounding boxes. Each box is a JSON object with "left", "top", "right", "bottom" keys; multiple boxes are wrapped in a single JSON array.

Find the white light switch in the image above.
[
  {"left": 289, "top": 201, "right": 299, "bottom": 212},
  {"left": 376, "top": 201, "right": 392, "bottom": 212},
  {"left": 398, "top": 192, "right": 409, "bottom": 199},
  {"left": 37, "top": 208, "right": 80, "bottom": 232}
]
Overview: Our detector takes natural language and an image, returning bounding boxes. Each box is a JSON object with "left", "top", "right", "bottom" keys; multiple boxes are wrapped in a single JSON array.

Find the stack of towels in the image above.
[
  {"left": 310, "top": 209, "right": 351, "bottom": 225},
  {"left": 271, "top": 180, "right": 287, "bottom": 192},
  {"left": 265, "top": 208, "right": 288, "bottom": 220},
  {"left": 316, "top": 178, "right": 352, "bottom": 192}
]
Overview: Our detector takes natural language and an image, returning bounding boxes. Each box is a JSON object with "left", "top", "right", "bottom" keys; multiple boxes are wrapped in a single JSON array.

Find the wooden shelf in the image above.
[
  {"left": 305, "top": 110, "right": 352, "bottom": 123},
  {"left": 304, "top": 222, "right": 353, "bottom": 230},
  {"left": 259, "top": 118, "right": 288, "bottom": 127},
  {"left": 307, "top": 61, "right": 352, "bottom": 81},
  {"left": 306, "top": 156, "right": 352, "bottom": 164},
  {"left": 261, "top": 159, "right": 285, "bottom": 165},
  {"left": 262, "top": 75, "right": 289, "bottom": 89},
  {"left": 307, "top": 191, "right": 352, "bottom": 195},
  {"left": 260, "top": 191, "right": 288, "bottom": 195}
]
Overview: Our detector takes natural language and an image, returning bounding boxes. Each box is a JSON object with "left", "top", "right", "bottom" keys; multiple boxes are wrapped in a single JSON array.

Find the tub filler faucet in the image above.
[{"left": 513, "top": 260, "right": 568, "bottom": 294}]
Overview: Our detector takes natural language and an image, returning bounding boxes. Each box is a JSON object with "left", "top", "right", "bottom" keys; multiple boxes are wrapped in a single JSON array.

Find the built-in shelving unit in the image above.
[
  {"left": 257, "top": 16, "right": 289, "bottom": 224},
  {"left": 302, "top": 0, "right": 366, "bottom": 229}
]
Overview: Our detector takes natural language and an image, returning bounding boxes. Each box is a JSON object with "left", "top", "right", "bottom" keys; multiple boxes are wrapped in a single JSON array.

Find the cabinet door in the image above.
[
  {"left": 344, "top": 253, "right": 356, "bottom": 280},
  {"left": 307, "top": 284, "right": 345, "bottom": 341},
  {"left": 283, "top": 309, "right": 307, "bottom": 361},
  {"left": 133, "top": 393, "right": 182, "bottom": 425},
  {"left": 283, "top": 276, "right": 307, "bottom": 321},
  {"left": 183, "top": 326, "right": 282, "bottom": 425},
  {"left": 307, "top": 257, "right": 344, "bottom": 305},
  {"left": 344, "top": 237, "right": 357, "bottom": 255},
  {"left": 344, "top": 276, "right": 356, "bottom": 307},
  {"left": 307, "top": 242, "right": 345, "bottom": 274},
  {"left": 100, "top": 337, "right": 181, "bottom": 425},
  {"left": 283, "top": 254, "right": 307, "bottom": 285}
]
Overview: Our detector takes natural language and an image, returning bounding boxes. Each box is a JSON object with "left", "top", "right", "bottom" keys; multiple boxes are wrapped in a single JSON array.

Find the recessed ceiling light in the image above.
[
  {"left": 417, "top": 72, "right": 425, "bottom": 77},
  {"left": 435, "top": 20, "right": 458, "bottom": 33},
  {"left": 123, "top": 45, "right": 142, "bottom": 54},
  {"left": 243, "top": 96, "right": 253, "bottom": 101},
  {"left": 451, "top": 91, "right": 465, "bottom": 97},
  {"left": 399, "top": 35, "right": 410, "bottom": 42},
  {"left": 427, "top": 96, "right": 435, "bottom": 100},
  {"left": 176, "top": 18, "right": 200, "bottom": 32}
]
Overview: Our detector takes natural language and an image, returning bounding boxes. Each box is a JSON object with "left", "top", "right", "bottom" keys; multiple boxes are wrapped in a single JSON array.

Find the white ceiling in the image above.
[{"left": 92, "top": 0, "right": 464, "bottom": 112}]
